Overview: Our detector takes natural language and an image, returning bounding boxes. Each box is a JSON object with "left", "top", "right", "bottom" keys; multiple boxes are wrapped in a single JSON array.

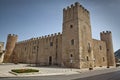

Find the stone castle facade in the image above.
[
  {"left": 0, "top": 42, "right": 5, "bottom": 63},
  {"left": 4, "top": 2, "right": 115, "bottom": 69}
]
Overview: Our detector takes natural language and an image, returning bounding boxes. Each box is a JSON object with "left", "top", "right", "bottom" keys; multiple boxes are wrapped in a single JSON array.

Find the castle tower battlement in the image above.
[
  {"left": 100, "top": 31, "right": 111, "bottom": 35},
  {"left": 4, "top": 2, "right": 115, "bottom": 69},
  {"left": 62, "top": 2, "right": 94, "bottom": 69},
  {"left": 63, "top": 2, "right": 89, "bottom": 23},
  {"left": 16, "top": 32, "right": 62, "bottom": 44},
  {"left": 100, "top": 31, "right": 115, "bottom": 67},
  {"left": 8, "top": 34, "right": 18, "bottom": 37},
  {"left": 4, "top": 34, "right": 18, "bottom": 62}
]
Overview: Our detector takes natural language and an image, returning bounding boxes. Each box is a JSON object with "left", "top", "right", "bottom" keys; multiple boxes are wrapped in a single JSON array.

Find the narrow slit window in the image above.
[
  {"left": 50, "top": 42, "right": 53, "bottom": 46},
  {"left": 88, "top": 43, "right": 91, "bottom": 53},
  {"left": 71, "top": 39, "right": 74, "bottom": 45},
  {"left": 70, "top": 25, "right": 73, "bottom": 28},
  {"left": 103, "top": 57, "right": 105, "bottom": 62},
  {"left": 87, "top": 56, "right": 89, "bottom": 61},
  {"left": 100, "top": 46, "right": 102, "bottom": 50}
]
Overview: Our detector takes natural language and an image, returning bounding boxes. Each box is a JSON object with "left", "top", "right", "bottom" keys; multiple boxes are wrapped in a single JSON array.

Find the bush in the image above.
[{"left": 11, "top": 69, "right": 39, "bottom": 73}]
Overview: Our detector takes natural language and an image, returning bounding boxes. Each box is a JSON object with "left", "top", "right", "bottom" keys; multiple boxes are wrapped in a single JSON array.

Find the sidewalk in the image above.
[{"left": 0, "top": 63, "right": 118, "bottom": 77}]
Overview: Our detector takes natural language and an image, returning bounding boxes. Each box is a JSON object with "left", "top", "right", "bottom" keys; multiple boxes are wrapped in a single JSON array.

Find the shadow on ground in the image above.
[{"left": 73, "top": 71, "right": 120, "bottom": 80}]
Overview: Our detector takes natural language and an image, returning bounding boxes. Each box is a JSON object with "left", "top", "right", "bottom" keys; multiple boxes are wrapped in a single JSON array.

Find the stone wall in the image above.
[
  {"left": 93, "top": 39, "right": 107, "bottom": 67},
  {"left": 5, "top": 2, "right": 115, "bottom": 69},
  {"left": 4, "top": 34, "right": 18, "bottom": 62},
  {"left": 0, "top": 42, "right": 4, "bottom": 63},
  {"left": 12, "top": 33, "right": 62, "bottom": 66},
  {"left": 100, "top": 31, "right": 115, "bottom": 67}
]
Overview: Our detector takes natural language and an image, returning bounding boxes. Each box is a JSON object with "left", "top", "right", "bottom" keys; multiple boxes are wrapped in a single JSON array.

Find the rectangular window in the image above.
[
  {"left": 100, "top": 46, "right": 102, "bottom": 50},
  {"left": 71, "top": 39, "right": 74, "bottom": 45},
  {"left": 33, "top": 46, "right": 36, "bottom": 50},
  {"left": 103, "top": 57, "right": 105, "bottom": 62},
  {"left": 25, "top": 47, "right": 26, "bottom": 51},
  {"left": 50, "top": 42, "right": 53, "bottom": 46},
  {"left": 70, "top": 25, "right": 73, "bottom": 28},
  {"left": 0, "top": 46, "right": 1, "bottom": 51},
  {"left": 87, "top": 56, "right": 89, "bottom": 61},
  {"left": 88, "top": 43, "right": 91, "bottom": 53}
]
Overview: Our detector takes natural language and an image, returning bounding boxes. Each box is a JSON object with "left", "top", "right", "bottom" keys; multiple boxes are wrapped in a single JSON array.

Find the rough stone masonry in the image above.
[{"left": 3, "top": 2, "right": 115, "bottom": 69}]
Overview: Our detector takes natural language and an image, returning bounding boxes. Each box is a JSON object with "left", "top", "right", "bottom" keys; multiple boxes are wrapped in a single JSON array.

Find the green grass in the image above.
[{"left": 11, "top": 69, "right": 39, "bottom": 73}]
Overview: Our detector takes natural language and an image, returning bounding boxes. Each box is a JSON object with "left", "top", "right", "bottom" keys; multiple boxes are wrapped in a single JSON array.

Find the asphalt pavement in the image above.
[
  {"left": 0, "top": 69, "right": 120, "bottom": 80},
  {"left": 0, "top": 63, "right": 120, "bottom": 80}
]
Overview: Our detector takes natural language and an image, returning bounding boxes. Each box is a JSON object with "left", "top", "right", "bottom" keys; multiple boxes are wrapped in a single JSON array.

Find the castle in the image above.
[
  {"left": 0, "top": 42, "right": 5, "bottom": 63},
  {"left": 3, "top": 2, "right": 115, "bottom": 69}
]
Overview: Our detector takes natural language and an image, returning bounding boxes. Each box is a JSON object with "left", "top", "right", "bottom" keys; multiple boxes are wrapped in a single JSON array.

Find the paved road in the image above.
[
  {"left": 74, "top": 71, "right": 120, "bottom": 80},
  {"left": 0, "top": 69, "right": 120, "bottom": 80}
]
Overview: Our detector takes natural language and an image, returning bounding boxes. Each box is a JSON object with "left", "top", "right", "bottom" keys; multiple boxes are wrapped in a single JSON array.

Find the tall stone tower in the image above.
[
  {"left": 100, "top": 31, "right": 115, "bottom": 67},
  {"left": 62, "top": 2, "right": 94, "bottom": 68},
  {"left": 4, "top": 34, "right": 18, "bottom": 63}
]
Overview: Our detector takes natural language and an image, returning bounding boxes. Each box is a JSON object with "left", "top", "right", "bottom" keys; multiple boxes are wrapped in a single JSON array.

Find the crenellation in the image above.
[
  {"left": 54, "top": 33, "right": 57, "bottom": 36},
  {"left": 39, "top": 37, "right": 41, "bottom": 39},
  {"left": 34, "top": 38, "right": 36, "bottom": 40},
  {"left": 36, "top": 37, "right": 39, "bottom": 40},
  {"left": 45, "top": 35, "right": 47, "bottom": 38},
  {"left": 67, "top": 6, "right": 70, "bottom": 9},
  {"left": 58, "top": 32, "right": 61, "bottom": 35},
  {"left": 8, "top": 34, "right": 18, "bottom": 37},
  {"left": 75, "top": 2, "right": 80, "bottom": 6},
  {"left": 51, "top": 34, "right": 54, "bottom": 37},
  {"left": 100, "top": 30, "right": 115, "bottom": 67},
  {"left": 5, "top": 2, "right": 115, "bottom": 69},
  {"left": 71, "top": 4, "right": 74, "bottom": 7},
  {"left": 42, "top": 36, "right": 44, "bottom": 38},
  {"left": 48, "top": 35, "right": 50, "bottom": 37},
  {"left": 4, "top": 33, "right": 18, "bottom": 62},
  {"left": 101, "top": 31, "right": 112, "bottom": 35},
  {"left": 63, "top": 8, "right": 66, "bottom": 11},
  {"left": 8, "top": 34, "right": 12, "bottom": 36},
  {"left": 63, "top": 2, "right": 89, "bottom": 23},
  {"left": 79, "top": 4, "right": 89, "bottom": 14}
]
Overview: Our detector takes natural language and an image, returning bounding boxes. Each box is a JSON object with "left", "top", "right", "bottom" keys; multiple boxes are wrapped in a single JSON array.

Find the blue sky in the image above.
[{"left": 0, "top": 0, "right": 120, "bottom": 51}]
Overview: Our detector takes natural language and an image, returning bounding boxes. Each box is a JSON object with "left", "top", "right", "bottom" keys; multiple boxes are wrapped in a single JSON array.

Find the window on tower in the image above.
[
  {"left": 88, "top": 43, "right": 91, "bottom": 53},
  {"left": 25, "top": 47, "right": 26, "bottom": 51},
  {"left": 70, "top": 25, "right": 73, "bottom": 28},
  {"left": 99, "top": 45, "right": 102, "bottom": 50},
  {"left": 70, "top": 54, "right": 73, "bottom": 58},
  {"left": 103, "top": 57, "right": 105, "bottom": 62},
  {"left": 87, "top": 56, "right": 89, "bottom": 61},
  {"left": 71, "top": 39, "right": 74, "bottom": 45},
  {"left": 50, "top": 42, "right": 53, "bottom": 46}
]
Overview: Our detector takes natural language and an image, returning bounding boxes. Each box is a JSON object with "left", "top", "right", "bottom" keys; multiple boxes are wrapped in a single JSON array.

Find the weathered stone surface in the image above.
[
  {"left": 4, "top": 2, "right": 115, "bottom": 69},
  {"left": 0, "top": 42, "right": 4, "bottom": 63}
]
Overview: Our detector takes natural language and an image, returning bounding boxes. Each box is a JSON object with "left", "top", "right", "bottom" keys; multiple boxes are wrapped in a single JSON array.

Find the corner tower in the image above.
[
  {"left": 62, "top": 2, "right": 94, "bottom": 68},
  {"left": 4, "top": 34, "right": 18, "bottom": 63},
  {"left": 100, "top": 31, "right": 115, "bottom": 67}
]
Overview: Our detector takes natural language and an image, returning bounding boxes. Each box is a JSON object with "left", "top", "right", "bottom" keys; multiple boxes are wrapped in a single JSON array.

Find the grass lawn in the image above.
[{"left": 11, "top": 69, "right": 39, "bottom": 73}]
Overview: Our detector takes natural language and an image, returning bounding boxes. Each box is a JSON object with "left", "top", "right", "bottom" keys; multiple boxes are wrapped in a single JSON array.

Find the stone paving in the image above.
[{"left": 0, "top": 63, "right": 117, "bottom": 77}]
